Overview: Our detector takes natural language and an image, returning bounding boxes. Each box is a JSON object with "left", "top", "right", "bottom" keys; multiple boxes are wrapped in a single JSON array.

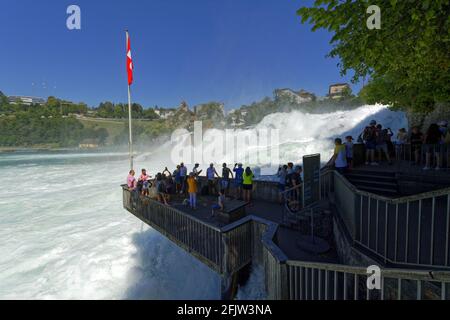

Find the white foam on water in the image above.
[{"left": 0, "top": 104, "right": 407, "bottom": 299}]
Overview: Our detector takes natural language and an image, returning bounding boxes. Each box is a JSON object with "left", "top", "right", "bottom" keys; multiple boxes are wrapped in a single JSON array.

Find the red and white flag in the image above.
[{"left": 126, "top": 32, "right": 133, "bottom": 86}]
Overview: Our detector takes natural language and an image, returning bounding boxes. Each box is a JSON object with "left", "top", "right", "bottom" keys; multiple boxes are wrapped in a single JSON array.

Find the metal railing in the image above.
[
  {"left": 123, "top": 177, "right": 450, "bottom": 300},
  {"left": 256, "top": 217, "right": 289, "bottom": 300},
  {"left": 395, "top": 143, "right": 450, "bottom": 169},
  {"left": 123, "top": 186, "right": 225, "bottom": 273},
  {"left": 124, "top": 185, "right": 259, "bottom": 275},
  {"left": 285, "top": 260, "right": 450, "bottom": 300},
  {"left": 332, "top": 172, "right": 450, "bottom": 268},
  {"left": 221, "top": 218, "right": 254, "bottom": 275},
  {"left": 253, "top": 201, "right": 450, "bottom": 300},
  {"left": 256, "top": 207, "right": 450, "bottom": 300},
  {"left": 321, "top": 169, "right": 335, "bottom": 199},
  {"left": 280, "top": 168, "right": 335, "bottom": 223},
  {"left": 195, "top": 176, "right": 280, "bottom": 202}
]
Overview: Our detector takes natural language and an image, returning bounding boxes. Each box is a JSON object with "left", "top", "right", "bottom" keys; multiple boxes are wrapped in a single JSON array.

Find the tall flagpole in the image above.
[
  {"left": 128, "top": 83, "right": 133, "bottom": 170},
  {"left": 126, "top": 30, "right": 134, "bottom": 170}
]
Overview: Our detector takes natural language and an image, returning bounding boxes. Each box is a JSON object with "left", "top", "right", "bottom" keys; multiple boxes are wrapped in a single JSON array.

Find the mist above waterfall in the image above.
[
  {"left": 0, "top": 104, "right": 407, "bottom": 299},
  {"left": 139, "top": 104, "right": 407, "bottom": 175}
]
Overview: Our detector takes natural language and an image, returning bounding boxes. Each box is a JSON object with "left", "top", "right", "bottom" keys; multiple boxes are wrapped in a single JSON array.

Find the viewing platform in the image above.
[{"left": 122, "top": 157, "right": 450, "bottom": 300}]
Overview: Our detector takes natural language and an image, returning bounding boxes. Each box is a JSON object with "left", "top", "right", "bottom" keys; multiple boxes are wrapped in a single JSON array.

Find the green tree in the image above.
[
  {"left": 298, "top": 0, "right": 450, "bottom": 112},
  {"left": 143, "top": 108, "right": 159, "bottom": 120},
  {"left": 0, "top": 91, "right": 7, "bottom": 106}
]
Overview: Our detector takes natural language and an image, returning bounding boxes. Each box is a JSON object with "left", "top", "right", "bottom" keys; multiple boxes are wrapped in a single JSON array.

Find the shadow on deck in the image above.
[{"left": 169, "top": 194, "right": 338, "bottom": 263}]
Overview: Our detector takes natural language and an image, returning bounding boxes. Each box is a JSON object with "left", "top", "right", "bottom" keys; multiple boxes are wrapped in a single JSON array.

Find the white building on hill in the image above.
[{"left": 8, "top": 96, "right": 46, "bottom": 105}]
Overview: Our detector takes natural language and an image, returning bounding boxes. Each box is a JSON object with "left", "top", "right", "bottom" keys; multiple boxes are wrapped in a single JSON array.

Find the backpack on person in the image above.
[
  {"left": 363, "top": 127, "right": 375, "bottom": 142},
  {"left": 357, "top": 134, "right": 364, "bottom": 144}
]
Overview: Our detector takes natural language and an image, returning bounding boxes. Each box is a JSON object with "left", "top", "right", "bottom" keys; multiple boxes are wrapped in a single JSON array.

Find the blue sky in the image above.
[{"left": 0, "top": 0, "right": 361, "bottom": 109}]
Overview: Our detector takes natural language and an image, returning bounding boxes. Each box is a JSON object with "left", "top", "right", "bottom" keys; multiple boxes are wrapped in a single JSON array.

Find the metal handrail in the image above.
[
  {"left": 286, "top": 260, "right": 450, "bottom": 282},
  {"left": 123, "top": 177, "right": 450, "bottom": 299},
  {"left": 331, "top": 170, "right": 450, "bottom": 268},
  {"left": 281, "top": 183, "right": 303, "bottom": 196},
  {"left": 121, "top": 184, "right": 222, "bottom": 231},
  {"left": 333, "top": 170, "right": 450, "bottom": 203}
]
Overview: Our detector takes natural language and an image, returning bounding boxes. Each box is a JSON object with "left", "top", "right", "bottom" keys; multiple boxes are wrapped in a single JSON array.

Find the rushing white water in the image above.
[{"left": 0, "top": 104, "right": 407, "bottom": 299}]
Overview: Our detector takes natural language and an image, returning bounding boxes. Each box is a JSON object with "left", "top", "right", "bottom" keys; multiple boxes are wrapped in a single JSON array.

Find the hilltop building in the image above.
[
  {"left": 274, "top": 88, "right": 315, "bottom": 105},
  {"left": 227, "top": 109, "right": 248, "bottom": 128},
  {"left": 328, "top": 83, "right": 351, "bottom": 99},
  {"left": 194, "top": 102, "right": 225, "bottom": 117},
  {"left": 8, "top": 96, "right": 46, "bottom": 105},
  {"left": 154, "top": 108, "right": 176, "bottom": 119},
  {"left": 179, "top": 101, "right": 189, "bottom": 112},
  {"left": 79, "top": 139, "right": 99, "bottom": 149}
]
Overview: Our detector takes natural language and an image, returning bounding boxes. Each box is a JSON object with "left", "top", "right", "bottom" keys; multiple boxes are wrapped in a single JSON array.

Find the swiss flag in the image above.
[{"left": 126, "top": 32, "right": 133, "bottom": 86}]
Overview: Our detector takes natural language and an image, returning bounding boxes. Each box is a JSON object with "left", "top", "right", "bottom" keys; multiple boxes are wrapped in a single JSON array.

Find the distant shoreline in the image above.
[
  {"left": 0, "top": 146, "right": 67, "bottom": 153},
  {"left": 0, "top": 146, "right": 128, "bottom": 154}
]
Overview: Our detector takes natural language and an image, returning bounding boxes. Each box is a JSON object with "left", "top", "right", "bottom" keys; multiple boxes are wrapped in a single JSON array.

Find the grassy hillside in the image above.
[
  {"left": 79, "top": 117, "right": 172, "bottom": 146},
  {"left": 78, "top": 118, "right": 127, "bottom": 145}
]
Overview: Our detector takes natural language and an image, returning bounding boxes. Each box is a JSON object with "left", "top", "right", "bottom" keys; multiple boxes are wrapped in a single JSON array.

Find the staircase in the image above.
[{"left": 345, "top": 169, "right": 399, "bottom": 197}]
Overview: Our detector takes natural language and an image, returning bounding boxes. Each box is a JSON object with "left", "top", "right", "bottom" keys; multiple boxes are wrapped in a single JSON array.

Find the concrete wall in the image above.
[{"left": 333, "top": 214, "right": 379, "bottom": 268}]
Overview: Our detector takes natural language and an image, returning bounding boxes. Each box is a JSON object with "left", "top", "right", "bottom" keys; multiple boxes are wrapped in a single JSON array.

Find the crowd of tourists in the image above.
[
  {"left": 125, "top": 120, "right": 450, "bottom": 215},
  {"left": 126, "top": 159, "right": 305, "bottom": 213},
  {"left": 126, "top": 162, "right": 259, "bottom": 215},
  {"left": 326, "top": 119, "right": 450, "bottom": 173}
]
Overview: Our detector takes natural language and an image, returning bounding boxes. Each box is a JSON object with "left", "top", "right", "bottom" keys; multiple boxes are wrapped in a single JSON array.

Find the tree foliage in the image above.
[
  {"left": 0, "top": 98, "right": 108, "bottom": 147},
  {"left": 298, "top": 0, "right": 450, "bottom": 112},
  {"left": 95, "top": 101, "right": 159, "bottom": 119},
  {"left": 0, "top": 114, "right": 108, "bottom": 147}
]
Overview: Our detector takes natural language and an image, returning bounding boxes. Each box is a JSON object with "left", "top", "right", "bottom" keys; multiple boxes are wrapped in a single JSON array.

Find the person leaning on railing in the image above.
[
  {"left": 173, "top": 165, "right": 182, "bottom": 193},
  {"left": 395, "top": 128, "right": 408, "bottom": 160},
  {"left": 138, "top": 168, "right": 151, "bottom": 196},
  {"left": 221, "top": 163, "right": 234, "bottom": 197},
  {"left": 423, "top": 123, "right": 444, "bottom": 170},
  {"left": 277, "top": 165, "right": 288, "bottom": 204},
  {"left": 409, "top": 126, "right": 424, "bottom": 165},
  {"left": 127, "top": 169, "right": 139, "bottom": 208},
  {"left": 325, "top": 138, "right": 348, "bottom": 174},
  {"left": 154, "top": 173, "right": 169, "bottom": 205},
  {"left": 179, "top": 163, "right": 188, "bottom": 195},
  {"left": 187, "top": 172, "right": 198, "bottom": 210},
  {"left": 207, "top": 163, "right": 220, "bottom": 196},
  {"left": 439, "top": 121, "right": 450, "bottom": 168},
  {"left": 127, "top": 170, "right": 137, "bottom": 190},
  {"left": 363, "top": 120, "right": 378, "bottom": 165},
  {"left": 242, "top": 167, "right": 255, "bottom": 206},
  {"left": 345, "top": 136, "right": 354, "bottom": 169},
  {"left": 193, "top": 163, "right": 202, "bottom": 177},
  {"left": 233, "top": 163, "right": 244, "bottom": 200},
  {"left": 163, "top": 167, "right": 174, "bottom": 195},
  {"left": 375, "top": 124, "right": 393, "bottom": 165}
]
